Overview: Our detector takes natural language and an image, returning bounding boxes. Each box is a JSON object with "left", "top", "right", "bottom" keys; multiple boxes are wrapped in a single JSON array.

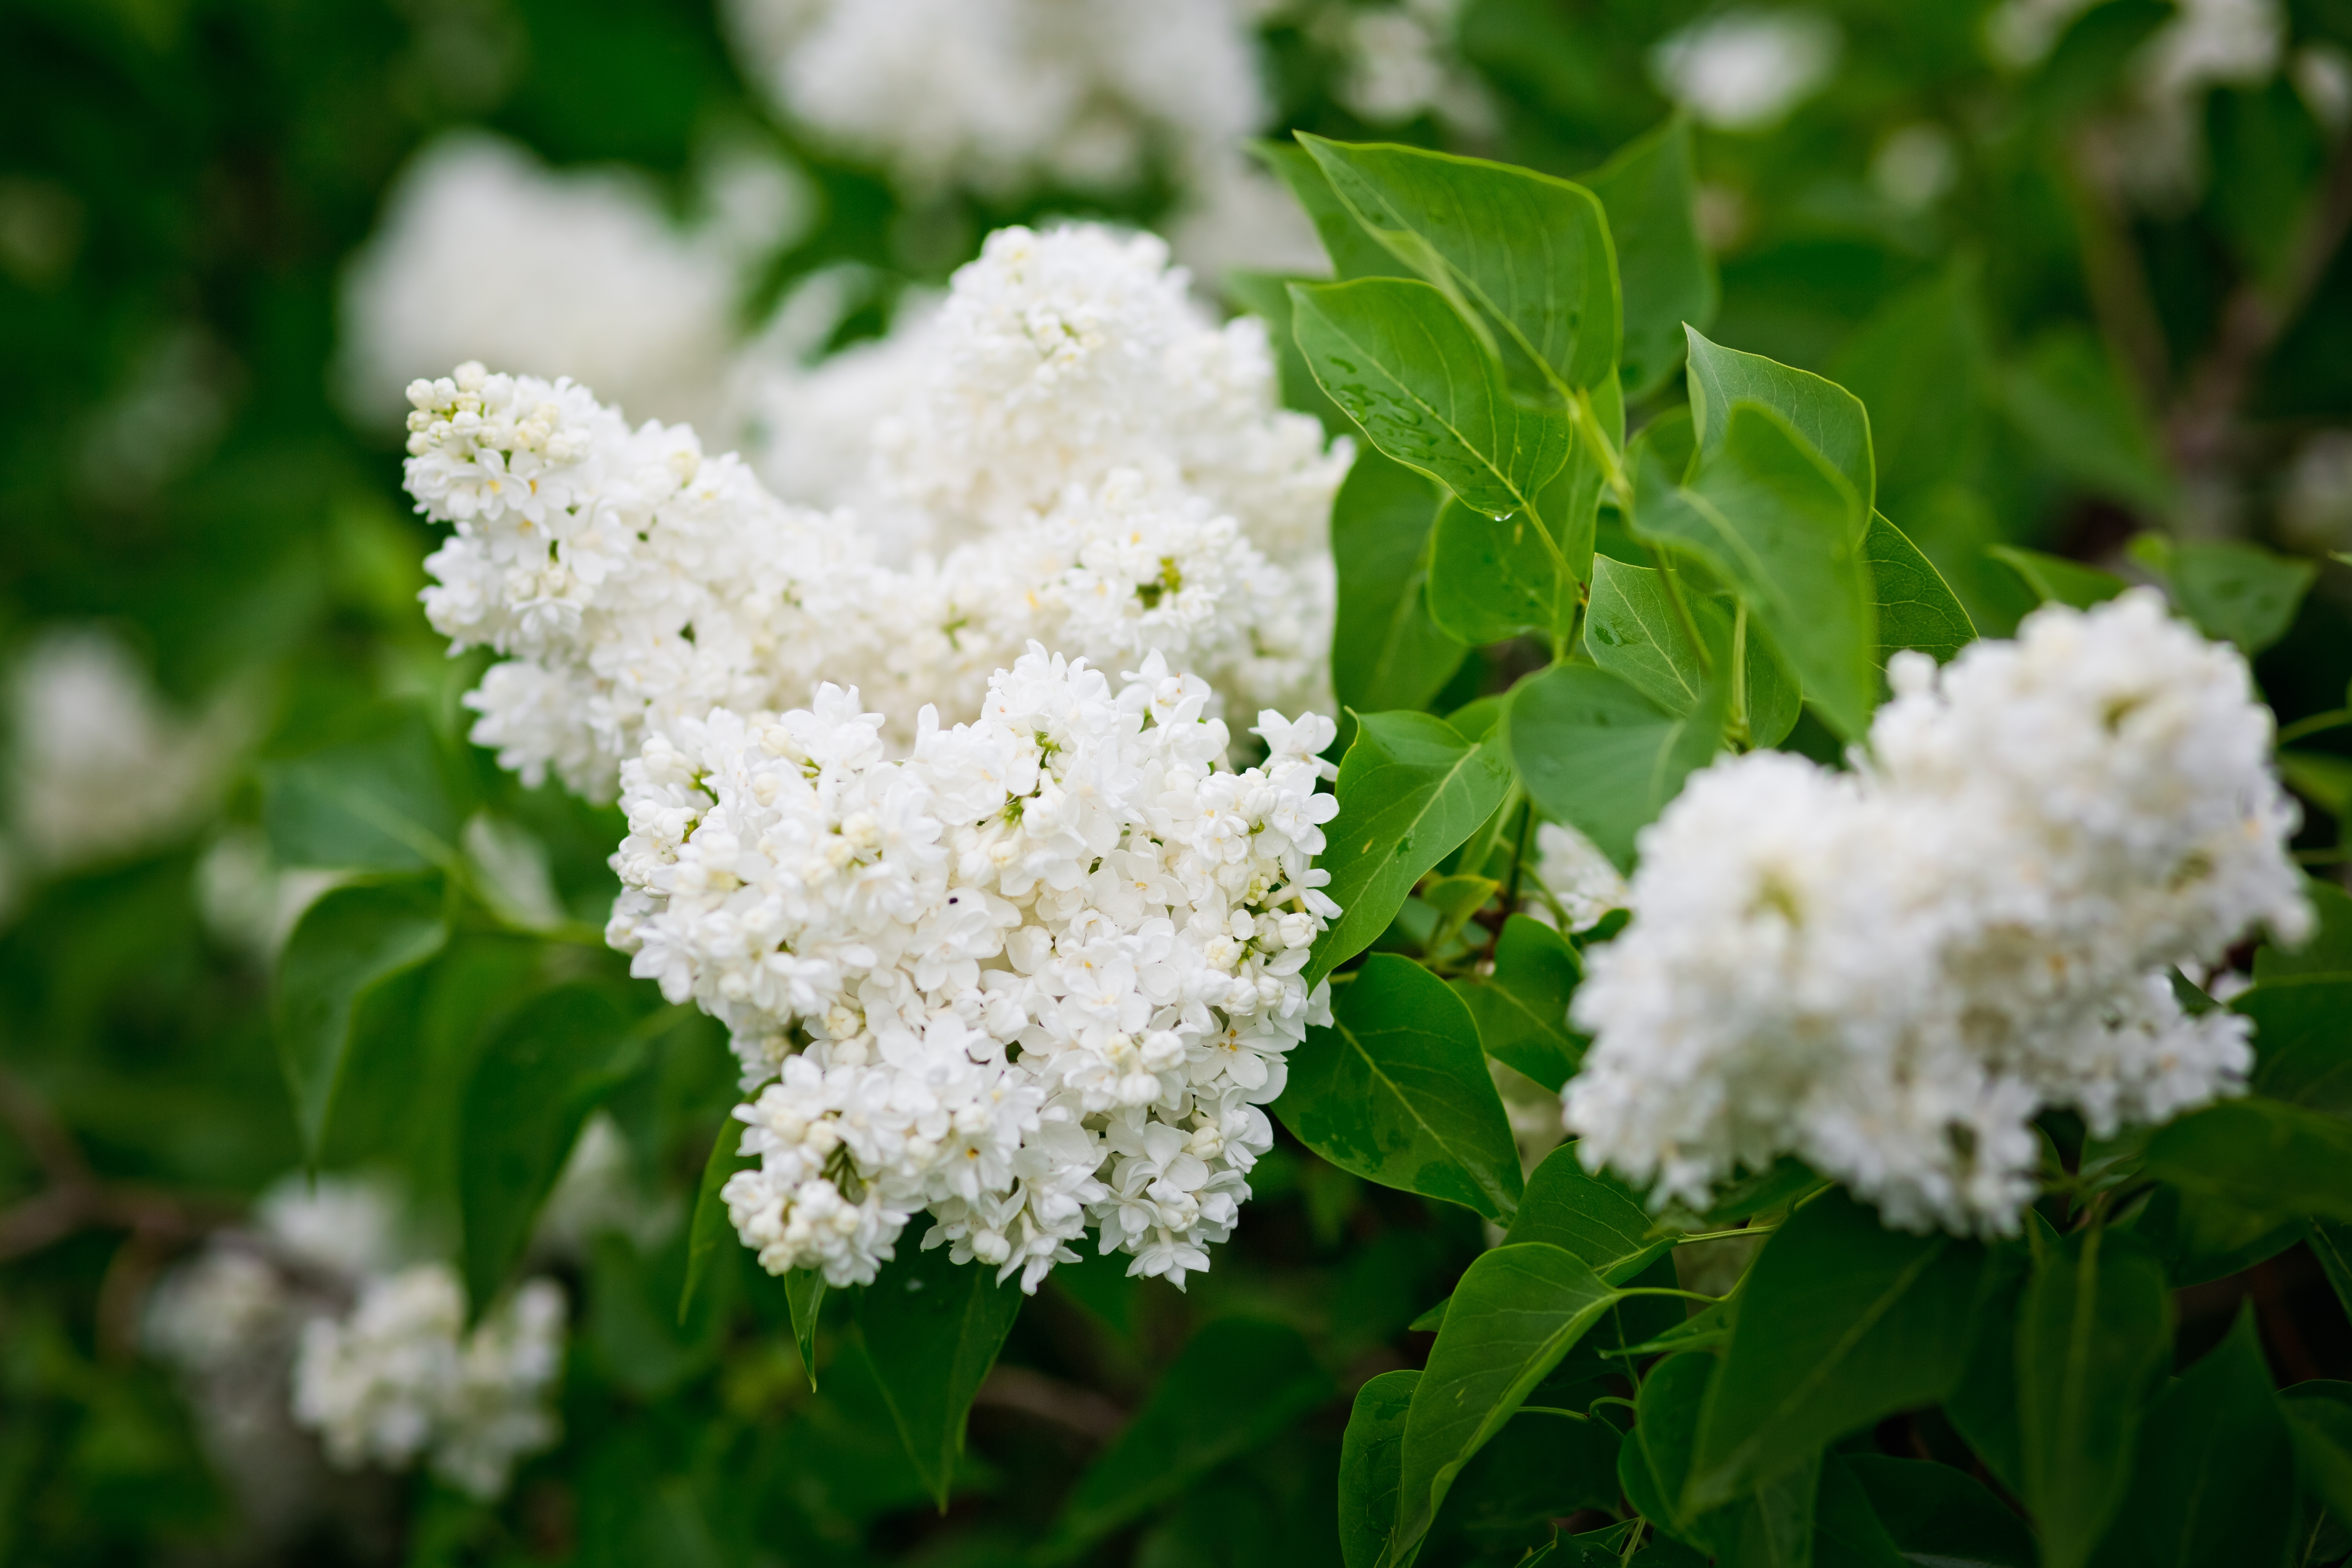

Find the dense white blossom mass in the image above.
[
  {"left": 607, "top": 648, "right": 1340, "bottom": 1292},
  {"left": 147, "top": 1174, "right": 566, "bottom": 1504},
  {"left": 722, "top": 0, "right": 1265, "bottom": 198},
  {"left": 405, "top": 224, "right": 1345, "bottom": 795},
  {"left": 1564, "top": 592, "right": 2309, "bottom": 1234}
]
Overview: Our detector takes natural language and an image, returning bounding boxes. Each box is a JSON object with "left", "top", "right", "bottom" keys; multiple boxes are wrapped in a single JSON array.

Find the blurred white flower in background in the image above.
[
  {"left": 722, "top": 0, "right": 1267, "bottom": 199},
  {"left": 1870, "top": 122, "right": 1960, "bottom": 212},
  {"left": 1988, "top": 0, "right": 2286, "bottom": 205},
  {"left": 6, "top": 626, "right": 247, "bottom": 876},
  {"left": 1651, "top": 9, "right": 1842, "bottom": 133},
  {"left": 195, "top": 827, "right": 343, "bottom": 964},
  {"left": 149, "top": 1172, "right": 568, "bottom": 1512},
  {"left": 338, "top": 132, "right": 807, "bottom": 433},
  {"left": 2281, "top": 429, "right": 2352, "bottom": 552}
]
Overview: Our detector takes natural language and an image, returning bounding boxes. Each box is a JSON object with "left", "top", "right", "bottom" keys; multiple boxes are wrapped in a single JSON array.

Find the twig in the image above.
[
  {"left": 2168, "top": 136, "right": 2352, "bottom": 479},
  {"left": 0, "top": 1065, "right": 235, "bottom": 1265},
  {"left": 971, "top": 1365, "right": 1129, "bottom": 1443}
]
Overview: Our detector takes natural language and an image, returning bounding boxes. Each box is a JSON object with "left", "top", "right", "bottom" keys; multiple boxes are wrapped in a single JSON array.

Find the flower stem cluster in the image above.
[
  {"left": 606, "top": 647, "right": 1341, "bottom": 1292},
  {"left": 1565, "top": 592, "right": 2310, "bottom": 1234}
]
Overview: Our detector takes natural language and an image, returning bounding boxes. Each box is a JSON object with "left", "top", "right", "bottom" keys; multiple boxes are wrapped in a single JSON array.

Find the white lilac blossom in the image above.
[
  {"left": 1530, "top": 820, "right": 1630, "bottom": 934},
  {"left": 405, "top": 225, "right": 1345, "bottom": 795},
  {"left": 722, "top": 0, "right": 1266, "bottom": 199},
  {"left": 148, "top": 1174, "right": 566, "bottom": 1508},
  {"left": 339, "top": 134, "right": 748, "bottom": 432},
  {"left": 1650, "top": 9, "right": 1842, "bottom": 133},
  {"left": 7, "top": 626, "right": 245, "bottom": 873},
  {"left": 1564, "top": 592, "right": 2309, "bottom": 1236},
  {"left": 292, "top": 1268, "right": 566, "bottom": 1500},
  {"left": 604, "top": 648, "right": 1340, "bottom": 1293}
]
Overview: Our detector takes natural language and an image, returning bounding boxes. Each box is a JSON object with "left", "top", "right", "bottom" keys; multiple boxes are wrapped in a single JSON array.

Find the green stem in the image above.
[
  {"left": 1727, "top": 603, "right": 1751, "bottom": 748},
  {"left": 1516, "top": 1405, "right": 1593, "bottom": 1422},
  {"left": 2279, "top": 708, "right": 2352, "bottom": 745},
  {"left": 1618, "top": 1286, "right": 1723, "bottom": 1306},
  {"left": 1645, "top": 544, "right": 1714, "bottom": 678},
  {"left": 1673, "top": 1225, "right": 1777, "bottom": 1247}
]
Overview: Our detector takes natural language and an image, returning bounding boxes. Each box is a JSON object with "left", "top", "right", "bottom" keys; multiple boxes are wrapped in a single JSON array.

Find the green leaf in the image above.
[
  {"left": 1865, "top": 512, "right": 1975, "bottom": 668},
  {"left": 1508, "top": 660, "right": 1724, "bottom": 874},
  {"left": 1254, "top": 140, "right": 1411, "bottom": 281},
  {"left": 1584, "top": 117, "right": 1716, "bottom": 399},
  {"left": 2131, "top": 1183, "right": 2300, "bottom": 1286},
  {"left": 1841, "top": 1455, "right": 2036, "bottom": 1568},
  {"left": 262, "top": 701, "right": 467, "bottom": 872},
  {"left": 1830, "top": 265, "right": 1992, "bottom": 506},
  {"left": 1426, "top": 495, "right": 1569, "bottom": 645},
  {"left": 1427, "top": 1411, "right": 1622, "bottom": 1562},
  {"left": 783, "top": 1268, "right": 825, "bottom": 1390},
  {"left": 2283, "top": 1381, "right": 2352, "bottom": 1521},
  {"left": 1616, "top": 1352, "right": 1715, "bottom": 1544},
  {"left": 1985, "top": 544, "right": 2127, "bottom": 609},
  {"left": 1813, "top": 1455, "right": 1908, "bottom": 1568},
  {"left": 1503, "top": 1141, "right": 1673, "bottom": 1284},
  {"left": 2086, "top": 1307, "right": 2294, "bottom": 1568},
  {"left": 854, "top": 1238, "right": 1026, "bottom": 1512},
  {"left": 1689, "top": 1188, "right": 1987, "bottom": 1507},
  {"left": 1685, "top": 327, "right": 1875, "bottom": 518},
  {"left": 1944, "top": 1250, "right": 2029, "bottom": 1494},
  {"left": 1276, "top": 953, "right": 1524, "bottom": 1222},
  {"left": 274, "top": 877, "right": 450, "bottom": 1163},
  {"left": 1298, "top": 135, "right": 1621, "bottom": 400},
  {"left": 2308, "top": 1219, "right": 2352, "bottom": 1321},
  {"left": 1290, "top": 277, "right": 1575, "bottom": 519},
  {"left": 1389, "top": 1242, "right": 1622, "bottom": 1564},
  {"left": 2141, "top": 1096, "right": 2352, "bottom": 1220},
  {"left": 1331, "top": 452, "right": 1468, "bottom": 717},
  {"left": 1307, "top": 710, "right": 1515, "bottom": 987},
  {"left": 1341, "top": 1371, "right": 1421, "bottom": 1568},
  {"left": 1583, "top": 555, "right": 1711, "bottom": 714},
  {"left": 459, "top": 982, "right": 645, "bottom": 1309},
  {"left": 1450, "top": 912, "right": 1586, "bottom": 1092},
  {"left": 1635, "top": 400, "right": 1877, "bottom": 739},
  {"left": 2015, "top": 1228, "right": 2174, "bottom": 1568},
  {"left": 2254, "top": 879, "right": 2352, "bottom": 980},
  {"left": 1581, "top": 556, "right": 1800, "bottom": 746},
  {"left": 1044, "top": 1319, "right": 1331, "bottom": 1559},
  {"left": 2241, "top": 976, "right": 2352, "bottom": 1115},
  {"left": 2165, "top": 538, "right": 2318, "bottom": 654},
  {"left": 2282, "top": 750, "right": 2352, "bottom": 817},
  {"left": 2002, "top": 330, "right": 2174, "bottom": 514},
  {"left": 679, "top": 1120, "right": 752, "bottom": 1328}
]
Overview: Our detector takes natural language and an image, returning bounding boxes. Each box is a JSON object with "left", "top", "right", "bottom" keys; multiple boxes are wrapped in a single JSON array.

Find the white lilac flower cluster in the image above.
[
  {"left": 293, "top": 1270, "right": 566, "bottom": 1500},
  {"left": 721, "top": 0, "right": 1265, "bottom": 199},
  {"left": 605, "top": 647, "right": 1341, "bottom": 1293},
  {"left": 406, "top": 223, "right": 1345, "bottom": 797},
  {"left": 1564, "top": 592, "right": 2309, "bottom": 1235},
  {"left": 147, "top": 1175, "right": 566, "bottom": 1503}
]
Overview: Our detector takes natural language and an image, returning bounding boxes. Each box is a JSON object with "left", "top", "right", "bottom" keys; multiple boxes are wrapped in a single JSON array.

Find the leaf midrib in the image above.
[
  {"left": 1335, "top": 1016, "right": 1512, "bottom": 1221},
  {"left": 1696, "top": 1236, "right": 1948, "bottom": 1497}
]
